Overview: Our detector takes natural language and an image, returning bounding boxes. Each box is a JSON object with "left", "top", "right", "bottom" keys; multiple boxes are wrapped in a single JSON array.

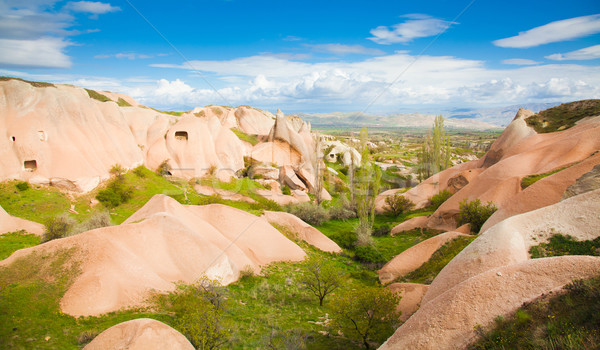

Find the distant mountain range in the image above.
[{"left": 299, "top": 102, "right": 562, "bottom": 130}]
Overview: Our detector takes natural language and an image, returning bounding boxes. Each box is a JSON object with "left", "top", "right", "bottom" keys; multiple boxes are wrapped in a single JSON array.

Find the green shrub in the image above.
[
  {"left": 73, "top": 211, "right": 112, "bottom": 235},
  {"left": 330, "top": 287, "right": 401, "bottom": 349},
  {"left": 43, "top": 214, "right": 75, "bottom": 242},
  {"left": 109, "top": 163, "right": 125, "bottom": 178},
  {"left": 328, "top": 230, "right": 357, "bottom": 249},
  {"left": 354, "top": 245, "right": 385, "bottom": 265},
  {"left": 529, "top": 233, "right": 600, "bottom": 258},
  {"left": 96, "top": 179, "right": 134, "bottom": 209},
  {"left": 157, "top": 159, "right": 172, "bottom": 176},
  {"left": 15, "top": 181, "right": 30, "bottom": 191},
  {"left": 133, "top": 165, "right": 147, "bottom": 177},
  {"left": 384, "top": 193, "right": 415, "bottom": 216},
  {"left": 372, "top": 224, "right": 391, "bottom": 237},
  {"left": 457, "top": 199, "right": 497, "bottom": 233},
  {"left": 285, "top": 202, "right": 330, "bottom": 226},
  {"left": 429, "top": 190, "right": 453, "bottom": 210},
  {"left": 281, "top": 184, "right": 292, "bottom": 195}
]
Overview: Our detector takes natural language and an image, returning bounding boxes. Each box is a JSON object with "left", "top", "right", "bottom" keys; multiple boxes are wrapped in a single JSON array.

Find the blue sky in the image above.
[{"left": 0, "top": 0, "right": 599, "bottom": 114}]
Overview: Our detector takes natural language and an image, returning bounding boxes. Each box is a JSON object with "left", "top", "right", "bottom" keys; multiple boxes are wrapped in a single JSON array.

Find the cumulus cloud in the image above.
[
  {"left": 493, "top": 14, "right": 600, "bottom": 48},
  {"left": 502, "top": 59, "right": 541, "bottom": 65},
  {"left": 144, "top": 52, "right": 600, "bottom": 111},
  {"left": 308, "top": 44, "right": 385, "bottom": 56},
  {"left": 368, "top": 14, "right": 455, "bottom": 45},
  {"left": 64, "top": 1, "right": 121, "bottom": 15},
  {"left": 546, "top": 45, "right": 600, "bottom": 61},
  {"left": 0, "top": 37, "right": 72, "bottom": 68}
]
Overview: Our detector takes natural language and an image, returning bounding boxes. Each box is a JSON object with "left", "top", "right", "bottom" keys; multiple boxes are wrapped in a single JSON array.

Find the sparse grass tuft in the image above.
[
  {"left": 116, "top": 97, "right": 132, "bottom": 107},
  {"left": 85, "top": 88, "right": 112, "bottom": 102},
  {"left": 231, "top": 128, "right": 260, "bottom": 146},
  {"left": 529, "top": 233, "right": 600, "bottom": 258},
  {"left": 0, "top": 76, "right": 56, "bottom": 88},
  {"left": 521, "top": 166, "right": 569, "bottom": 189}
]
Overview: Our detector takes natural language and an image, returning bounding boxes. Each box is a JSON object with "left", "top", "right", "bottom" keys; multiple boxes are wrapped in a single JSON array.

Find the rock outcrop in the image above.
[
  {"left": 0, "top": 195, "right": 306, "bottom": 316},
  {"left": 0, "top": 204, "right": 45, "bottom": 236},
  {"left": 84, "top": 318, "right": 194, "bottom": 350},
  {"left": 380, "top": 189, "right": 600, "bottom": 350}
]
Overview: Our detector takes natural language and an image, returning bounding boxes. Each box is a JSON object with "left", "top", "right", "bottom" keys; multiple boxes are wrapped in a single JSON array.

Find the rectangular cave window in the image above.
[
  {"left": 175, "top": 131, "right": 188, "bottom": 140},
  {"left": 24, "top": 160, "right": 37, "bottom": 171}
]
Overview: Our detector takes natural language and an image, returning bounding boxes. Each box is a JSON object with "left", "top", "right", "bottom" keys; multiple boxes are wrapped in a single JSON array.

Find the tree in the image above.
[
  {"left": 109, "top": 163, "right": 125, "bottom": 178},
  {"left": 313, "top": 131, "right": 324, "bottom": 204},
  {"left": 355, "top": 128, "right": 381, "bottom": 246},
  {"left": 384, "top": 193, "right": 415, "bottom": 216},
  {"left": 330, "top": 287, "right": 401, "bottom": 349},
  {"left": 416, "top": 115, "right": 451, "bottom": 182},
  {"left": 298, "top": 255, "right": 345, "bottom": 306},
  {"left": 457, "top": 198, "right": 497, "bottom": 233},
  {"left": 163, "top": 278, "right": 229, "bottom": 349}
]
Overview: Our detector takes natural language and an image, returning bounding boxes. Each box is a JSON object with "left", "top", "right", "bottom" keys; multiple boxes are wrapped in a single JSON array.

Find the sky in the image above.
[{"left": 0, "top": 0, "right": 599, "bottom": 114}]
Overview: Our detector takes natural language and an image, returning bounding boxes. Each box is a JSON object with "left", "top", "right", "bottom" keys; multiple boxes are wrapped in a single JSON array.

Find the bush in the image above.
[
  {"left": 429, "top": 190, "right": 453, "bottom": 210},
  {"left": 73, "top": 211, "right": 112, "bottom": 235},
  {"left": 372, "top": 224, "right": 391, "bottom": 237},
  {"left": 329, "top": 197, "right": 356, "bottom": 221},
  {"left": 96, "top": 178, "right": 134, "bottom": 209},
  {"left": 285, "top": 202, "right": 330, "bottom": 226},
  {"left": 281, "top": 184, "right": 291, "bottom": 195},
  {"left": 330, "top": 287, "right": 401, "bottom": 349},
  {"left": 328, "top": 230, "right": 357, "bottom": 249},
  {"left": 109, "top": 163, "right": 125, "bottom": 178},
  {"left": 133, "top": 165, "right": 147, "bottom": 177},
  {"left": 15, "top": 181, "right": 30, "bottom": 191},
  {"left": 157, "top": 159, "right": 172, "bottom": 176},
  {"left": 354, "top": 245, "right": 385, "bottom": 264},
  {"left": 43, "top": 214, "right": 75, "bottom": 242},
  {"left": 457, "top": 199, "right": 497, "bottom": 233},
  {"left": 384, "top": 193, "right": 415, "bottom": 216}
]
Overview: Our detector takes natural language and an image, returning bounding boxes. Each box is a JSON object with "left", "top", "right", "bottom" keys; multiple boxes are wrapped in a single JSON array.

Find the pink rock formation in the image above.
[
  {"left": 83, "top": 318, "right": 194, "bottom": 350},
  {"left": 378, "top": 231, "right": 469, "bottom": 284},
  {"left": 0, "top": 195, "right": 306, "bottom": 316},
  {"left": 381, "top": 189, "right": 600, "bottom": 350},
  {"left": 388, "top": 283, "right": 429, "bottom": 322},
  {"left": 261, "top": 211, "right": 342, "bottom": 253},
  {"left": 0, "top": 204, "right": 44, "bottom": 236},
  {"left": 390, "top": 216, "right": 429, "bottom": 236},
  {"left": 194, "top": 185, "right": 256, "bottom": 203}
]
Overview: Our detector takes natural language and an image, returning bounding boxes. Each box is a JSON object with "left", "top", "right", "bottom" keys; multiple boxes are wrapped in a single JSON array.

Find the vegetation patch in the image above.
[
  {"left": 457, "top": 199, "right": 497, "bottom": 233},
  {"left": 529, "top": 233, "right": 600, "bottom": 258},
  {"left": 84, "top": 88, "right": 112, "bottom": 102},
  {"left": 0, "top": 230, "right": 41, "bottom": 260},
  {"left": 116, "top": 97, "right": 132, "bottom": 107},
  {"left": 0, "top": 180, "right": 71, "bottom": 224},
  {"left": 0, "top": 76, "right": 56, "bottom": 88},
  {"left": 429, "top": 190, "right": 453, "bottom": 210},
  {"left": 399, "top": 236, "right": 476, "bottom": 284},
  {"left": 520, "top": 166, "right": 569, "bottom": 189},
  {"left": 231, "top": 128, "right": 260, "bottom": 146},
  {"left": 470, "top": 277, "right": 600, "bottom": 349},
  {"left": 525, "top": 99, "right": 600, "bottom": 133}
]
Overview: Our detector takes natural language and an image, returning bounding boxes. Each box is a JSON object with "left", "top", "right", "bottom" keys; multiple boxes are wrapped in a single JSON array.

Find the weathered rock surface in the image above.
[
  {"left": 0, "top": 204, "right": 44, "bottom": 236},
  {"left": 261, "top": 211, "right": 342, "bottom": 253},
  {"left": 0, "top": 195, "right": 305, "bottom": 316},
  {"left": 388, "top": 283, "right": 429, "bottom": 322},
  {"left": 381, "top": 190, "right": 600, "bottom": 350},
  {"left": 390, "top": 216, "right": 429, "bottom": 235},
  {"left": 83, "top": 318, "right": 194, "bottom": 350},
  {"left": 378, "top": 231, "right": 469, "bottom": 284},
  {"left": 562, "top": 163, "right": 600, "bottom": 199}
]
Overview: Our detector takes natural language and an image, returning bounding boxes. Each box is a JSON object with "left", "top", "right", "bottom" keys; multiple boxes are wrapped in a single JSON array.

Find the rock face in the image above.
[
  {"left": 376, "top": 107, "right": 600, "bottom": 231},
  {"left": 378, "top": 231, "right": 469, "bottom": 284},
  {"left": 380, "top": 190, "right": 600, "bottom": 350},
  {"left": 0, "top": 195, "right": 306, "bottom": 316},
  {"left": 84, "top": 318, "right": 194, "bottom": 350},
  {"left": 562, "top": 163, "right": 600, "bottom": 199},
  {"left": 261, "top": 211, "right": 342, "bottom": 253},
  {"left": 0, "top": 79, "right": 320, "bottom": 194},
  {"left": 0, "top": 204, "right": 44, "bottom": 236},
  {"left": 388, "top": 283, "right": 429, "bottom": 322}
]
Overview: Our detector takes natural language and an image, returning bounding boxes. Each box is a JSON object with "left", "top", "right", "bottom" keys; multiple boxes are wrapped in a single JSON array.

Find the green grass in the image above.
[
  {"left": 470, "top": 277, "right": 600, "bottom": 349},
  {"left": 116, "top": 97, "right": 131, "bottom": 107},
  {"left": 84, "top": 89, "right": 112, "bottom": 102},
  {"left": 0, "top": 181, "right": 71, "bottom": 224},
  {"left": 0, "top": 231, "right": 41, "bottom": 260},
  {"left": 520, "top": 166, "right": 569, "bottom": 189},
  {"left": 0, "top": 76, "right": 55, "bottom": 88},
  {"left": 525, "top": 99, "right": 600, "bottom": 133},
  {"left": 399, "top": 235, "right": 476, "bottom": 284},
  {"left": 231, "top": 128, "right": 260, "bottom": 146},
  {"left": 0, "top": 248, "right": 169, "bottom": 349},
  {"left": 529, "top": 234, "right": 600, "bottom": 258}
]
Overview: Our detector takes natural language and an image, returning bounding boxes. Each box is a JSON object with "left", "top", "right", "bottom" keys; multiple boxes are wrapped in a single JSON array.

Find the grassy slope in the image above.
[
  {"left": 525, "top": 99, "right": 600, "bottom": 133},
  {"left": 0, "top": 231, "right": 41, "bottom": 260}
]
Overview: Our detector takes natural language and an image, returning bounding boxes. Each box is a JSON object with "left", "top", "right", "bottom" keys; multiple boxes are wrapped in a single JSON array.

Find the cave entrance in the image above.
[
  {"left": 175, "top": 131, "right": 188, "bottom": 140},
  {"left": 24, "top": 160, "right": 37, "bottom": 171}
]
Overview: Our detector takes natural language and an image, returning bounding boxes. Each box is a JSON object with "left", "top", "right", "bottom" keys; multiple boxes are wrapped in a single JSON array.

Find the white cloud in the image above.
[
  {"left": 368, "top": 14, "right": 455, "bottom": 45},
  {"left": 308, "top": 44, "right": 385, "bottom": 56},
  {"left": 145, "top": 52, "right": 600, "bottom": 111},
  {"left": 502, "top": 59, "right": 540, "bottom": 65},
  {"left": 493, "top": 14, "right": 600, "bottom": 48},
  {"left": 94, "top": 52, "right": 154, "bottom": 60},
  {"left": 0, "top": 37, "right": 72, "bottom": 68},
  {"left": 64, "top": 1, "right": 121, "bottom": 15},
  {"left": 546, "top": 45, "right": 600, "bottom": 61}
]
